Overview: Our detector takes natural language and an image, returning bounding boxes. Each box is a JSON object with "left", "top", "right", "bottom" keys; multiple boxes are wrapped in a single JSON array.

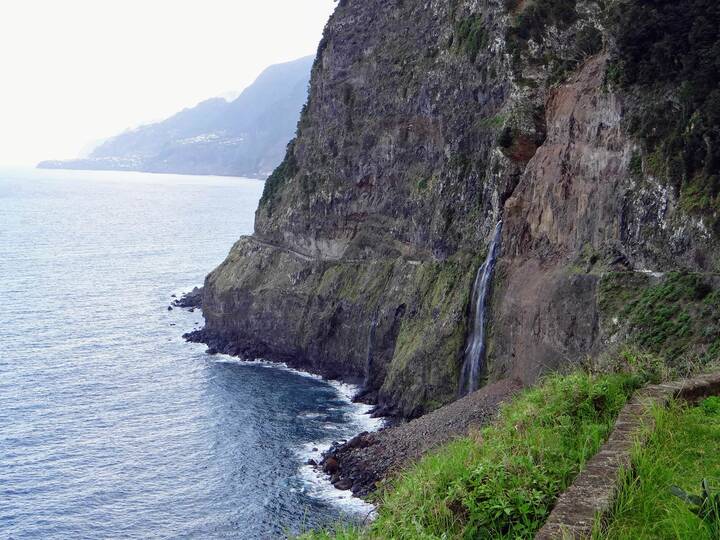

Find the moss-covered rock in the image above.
[{"left": 196, "top": 236, "right": 480, "bottom": 417}]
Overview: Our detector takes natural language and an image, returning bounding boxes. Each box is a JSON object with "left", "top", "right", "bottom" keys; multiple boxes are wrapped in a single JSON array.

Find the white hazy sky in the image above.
[{"left": 0, "top": 0, "right": 337, "bottom": 165}]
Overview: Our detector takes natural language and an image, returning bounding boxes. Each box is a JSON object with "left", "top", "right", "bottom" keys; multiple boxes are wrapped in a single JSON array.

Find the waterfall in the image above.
[
  {"left": 363, "top": 310, "right": 379, "bottom": 390},
  {"left": 459, "top": 221, "right": 503, "bottom": 397}
]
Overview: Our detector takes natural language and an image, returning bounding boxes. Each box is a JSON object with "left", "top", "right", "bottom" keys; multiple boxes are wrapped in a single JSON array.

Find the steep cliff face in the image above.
[
  {"left": 490, "top": 0, "right": 720, "bottom": 382},
  {"left": 194, "top": 0, "right": 720, "bottom": 417},
  {"left": 197, "top": 0, "right": 519, "bottom": 417}
]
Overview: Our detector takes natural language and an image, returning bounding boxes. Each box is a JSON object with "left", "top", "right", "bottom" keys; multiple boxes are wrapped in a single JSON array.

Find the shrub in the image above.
[
  {"left": 454, "top": 15, "right": 487, "bottom": 61},
  {"left": 610, "top": 0, "right": 720, "bottom": 215},
  {"left": 599, "top": 272, "right": 720, "bottom": 371},
  {"left": 259, "top": 141, "right": 298, "bottom": 211}
]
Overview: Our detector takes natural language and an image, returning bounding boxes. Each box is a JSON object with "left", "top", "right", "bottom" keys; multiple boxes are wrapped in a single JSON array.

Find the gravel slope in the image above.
[{"left": 321, "top": 378, "right": 524, "bottom": 497}]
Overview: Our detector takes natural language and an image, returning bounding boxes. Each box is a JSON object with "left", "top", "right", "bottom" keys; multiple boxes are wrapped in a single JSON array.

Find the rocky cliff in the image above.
[{"left": 190, "top": 0, "right": 720, "bottom": 418}]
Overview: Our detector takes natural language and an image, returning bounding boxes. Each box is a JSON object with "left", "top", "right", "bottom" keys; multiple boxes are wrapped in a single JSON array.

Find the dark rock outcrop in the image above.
[{"left": 172, "top": 287, "right": 203, "bottom": 309}]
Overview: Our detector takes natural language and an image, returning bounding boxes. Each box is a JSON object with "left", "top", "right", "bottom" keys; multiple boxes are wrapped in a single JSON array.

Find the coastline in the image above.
[
  {"left": 223, "top": 357, "right": 385, "bottom": 515},
  {"left": 173, "top": 288, "right": 520, "bottom": 502},
  {"left": 183, "top": 326, "right": 374, "bottom": 394},
  {"left": 173, "top": 289, "right": 387, "bottom": 515}
]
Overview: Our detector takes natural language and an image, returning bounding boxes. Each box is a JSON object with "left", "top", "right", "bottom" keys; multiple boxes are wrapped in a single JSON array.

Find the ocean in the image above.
[{"left": 0, "top": 168, "right": 379, "bottom": 539}]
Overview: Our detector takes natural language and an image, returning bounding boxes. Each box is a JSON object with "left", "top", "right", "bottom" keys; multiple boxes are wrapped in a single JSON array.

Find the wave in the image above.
[{"left": 207, "top": 354, "right": 385, "bottom": 515}]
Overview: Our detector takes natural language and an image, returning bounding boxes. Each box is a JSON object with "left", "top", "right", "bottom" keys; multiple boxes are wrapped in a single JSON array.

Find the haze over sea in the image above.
[{"left": 0, "top": 168, "right": 377, "bottom": 539}]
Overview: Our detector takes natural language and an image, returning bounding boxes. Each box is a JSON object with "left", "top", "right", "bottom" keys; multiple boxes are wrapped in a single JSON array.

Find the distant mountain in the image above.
[{"left": 38, "top": 56, "right": 313, "bottom": 178}]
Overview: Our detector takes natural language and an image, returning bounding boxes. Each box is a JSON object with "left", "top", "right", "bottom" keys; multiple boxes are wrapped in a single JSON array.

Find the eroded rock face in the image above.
[
  {"left": 491, "top": 53, "right": 719, "bottom": 383},
  {"left": 194, "top": 236, "right": 482, "bottom": 417},
  {"left": 256, "top": 0, "right": 518, "bottom": 259},
  {"left": 493, "top": 56, "right": 625, "bottom": 382},
  {"left": 194, "top": 0, "right": 719, "bottom": 417}
]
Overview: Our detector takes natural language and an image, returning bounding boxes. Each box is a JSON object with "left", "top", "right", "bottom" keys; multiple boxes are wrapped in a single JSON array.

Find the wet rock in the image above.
[
  {"left": 326, "top": 379, "right": 522, "bottom": 497},
  {"left": 333, "top": 478, "right": 353, "bottom": 491},
  {"left": 323, "top": 457, "right": 339, "bottom": 474},
  {"left": 172, "top": 287, "right": 203, "bottom": 309},
  {"left": 206, "top": 347, "right": 218, "bottom": 355}
]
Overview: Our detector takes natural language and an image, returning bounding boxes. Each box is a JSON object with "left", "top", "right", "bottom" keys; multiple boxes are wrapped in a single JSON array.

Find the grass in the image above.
[
  {"left": 301, "top": 371, "right": 643, "bottom": 539},
  {"left": 599, "top": 272, "right": 720, "bottom": 372},
  {"left": 597, "top": 397, "right": 720, "bottom": 539},
  {"left": 453, "top": 15, "right": 487, "bottom": 62}
]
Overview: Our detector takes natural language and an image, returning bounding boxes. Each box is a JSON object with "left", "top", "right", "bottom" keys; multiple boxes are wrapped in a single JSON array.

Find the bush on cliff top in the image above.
[
  {"left": 302, "top": 371, "right": 642, "bottom": 539},
  {"left": 610, "top": 0, "right": 720, "bottom": 218},
  {"left": 259, "top": 140, "right": 298, "bottom": 212}
]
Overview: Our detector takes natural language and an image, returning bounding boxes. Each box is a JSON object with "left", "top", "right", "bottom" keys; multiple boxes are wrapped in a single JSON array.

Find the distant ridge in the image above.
[{"left": 38, "top": 56, "right": 313, "bottom": 178}]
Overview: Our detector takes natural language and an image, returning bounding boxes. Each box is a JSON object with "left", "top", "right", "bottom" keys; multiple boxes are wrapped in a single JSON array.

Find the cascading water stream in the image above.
[
  {"left": 363, "top": 310, "right": 379, "bottom": 390},
  {"left": 459, "top": 221, "right": 503, "bottom": 397}
]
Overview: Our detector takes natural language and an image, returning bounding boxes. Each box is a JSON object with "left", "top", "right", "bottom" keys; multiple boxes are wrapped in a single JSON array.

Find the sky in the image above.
[{"left": 0, "top": 0, "right": 337, "bottom": 166}]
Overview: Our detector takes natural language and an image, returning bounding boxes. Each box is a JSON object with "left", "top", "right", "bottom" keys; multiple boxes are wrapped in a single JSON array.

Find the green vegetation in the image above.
[
  {"left": 259, "top": 141, "right": 298, "bottom": 211},
  {"left": 478, "top": 114, "right": 507, "bottom": 130},
  {"left": 671, "top": 479, "right": 720, "bottom": 533},
  {"left": 503, "top": 0, "right": 602, "bottom": 84},
  {"left": 629, "top": 152, "right": 643, "bottom": 179},
  {"left": 382, "top": 255, "right": 479, "bottom": 417},
  {"left": 315, "top": 260, "right": 396, "bottom": 306},
  {"left": 599, "top": 272, "right": 720, "bottom": 372},
  {"left": 453, "top": 15, "right": 487, "bottom": 61},
  {"left": 609, "top": 0, "right": 720, "bottom": 218},
  {"left": 597, "top": 398, "right": 720, "bottom": 539},
  {"left": 303, "top": 371, "right": 643, "bottom": 539}
]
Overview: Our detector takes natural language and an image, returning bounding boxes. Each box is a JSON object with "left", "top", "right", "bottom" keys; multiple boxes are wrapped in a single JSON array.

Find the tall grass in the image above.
[
  {"left": 598, "top": 397, "right": 720, "bottom": 539},
  {"left": 303, "top": 372, "right": 641, "bottom": 539}
]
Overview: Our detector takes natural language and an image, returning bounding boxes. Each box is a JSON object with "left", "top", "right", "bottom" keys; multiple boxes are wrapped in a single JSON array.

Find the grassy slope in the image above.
[
  {"left": 303, "top": 372, "right": 642, "bottom": 539},
  {"left": 598, "top": 397, "right": 720, "bottom": 539},
  {"left": 599, "top": 272, "right": 720, "bottom": 374}
]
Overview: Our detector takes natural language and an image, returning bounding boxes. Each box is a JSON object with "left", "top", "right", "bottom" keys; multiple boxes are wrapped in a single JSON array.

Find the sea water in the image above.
[{"left": 0, "top": 168, "right": 379, "bottom": 539}]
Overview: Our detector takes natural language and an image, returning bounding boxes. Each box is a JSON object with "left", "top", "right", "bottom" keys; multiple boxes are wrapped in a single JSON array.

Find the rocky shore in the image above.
[
  {"left": 319, "top": 378, "right": 523, "bottom": 497},
  {"left": 172, "top": 287, "right": 203, "bottom": 309},
  {"left": 182, "top": 327, "right": 363, "bottom": 384},
  {"left": 183, "top": 316, "right": 522, "bottom": 498}
]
